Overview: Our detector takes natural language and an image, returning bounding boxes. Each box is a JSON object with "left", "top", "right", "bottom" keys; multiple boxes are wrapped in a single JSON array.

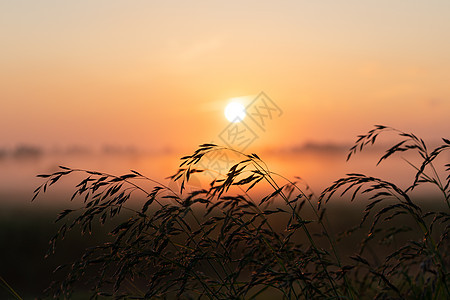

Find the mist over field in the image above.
[{"left": 1, "top": 140, "right": 447, "bottom": 208}]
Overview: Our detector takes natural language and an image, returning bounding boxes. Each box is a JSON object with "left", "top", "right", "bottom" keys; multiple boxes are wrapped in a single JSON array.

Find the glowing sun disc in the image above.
[{"left": 224, "top": 102, "right": 246, "bottom": 123}]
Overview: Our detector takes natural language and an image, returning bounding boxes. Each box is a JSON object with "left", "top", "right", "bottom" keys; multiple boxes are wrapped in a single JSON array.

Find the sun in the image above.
[{"left": 224, "top": 101, "right": 246, "bottom": 123}]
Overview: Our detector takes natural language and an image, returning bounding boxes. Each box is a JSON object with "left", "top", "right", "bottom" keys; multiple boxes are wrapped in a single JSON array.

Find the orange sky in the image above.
[{"left": 1, "top": 1, "right": 450, "bottom": 154}]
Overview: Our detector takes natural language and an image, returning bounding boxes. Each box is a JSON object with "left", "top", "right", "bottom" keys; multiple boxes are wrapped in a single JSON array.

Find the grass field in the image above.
[
  {"left": 0, "top": 200, "right": 447, "bottom": 299},
  {"left": 1, "top": 126, "right": 449, "bottom": 299}
]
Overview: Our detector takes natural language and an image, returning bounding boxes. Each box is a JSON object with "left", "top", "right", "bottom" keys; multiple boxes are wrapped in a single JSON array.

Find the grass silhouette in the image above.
[{"left": 32, "top": 125, "right": 449, "bottom": 299}]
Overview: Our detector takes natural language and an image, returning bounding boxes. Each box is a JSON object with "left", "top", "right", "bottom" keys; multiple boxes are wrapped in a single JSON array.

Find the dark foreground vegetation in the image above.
[{"left": 6, "top": 126, "right": 449, "bottom": 299}]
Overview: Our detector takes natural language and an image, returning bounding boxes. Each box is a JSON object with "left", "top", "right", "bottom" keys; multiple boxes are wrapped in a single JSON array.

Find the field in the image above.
[{"left": 0, "top": 201, "right": 447, "bottom": 299}]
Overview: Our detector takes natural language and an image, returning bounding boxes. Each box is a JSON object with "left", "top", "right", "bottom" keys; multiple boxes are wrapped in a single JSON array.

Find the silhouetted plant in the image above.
[{"left": 34, "top": 125, "right": 449, "bottom": 299}]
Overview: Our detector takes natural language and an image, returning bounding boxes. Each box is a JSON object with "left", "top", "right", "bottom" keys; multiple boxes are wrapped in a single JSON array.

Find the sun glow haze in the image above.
[
  {"left": 224, "top": 101, "right": 246, "bottom": 123},
  {"left": 0, "top": 0, "right": 448, "bottom": 207},
  {"left": 0, "top": 1, "right": 449, "bottom": 153}
]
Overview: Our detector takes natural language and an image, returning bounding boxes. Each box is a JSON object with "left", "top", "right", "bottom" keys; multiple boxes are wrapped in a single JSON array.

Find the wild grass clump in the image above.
[{"left": 33, "top": 125, "right": 449, "bottom": 299}]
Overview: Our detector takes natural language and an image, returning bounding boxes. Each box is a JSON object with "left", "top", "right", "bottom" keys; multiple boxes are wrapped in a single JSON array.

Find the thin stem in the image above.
[{"left": 0, "top": 276, "right": 23, "bottom": 300}]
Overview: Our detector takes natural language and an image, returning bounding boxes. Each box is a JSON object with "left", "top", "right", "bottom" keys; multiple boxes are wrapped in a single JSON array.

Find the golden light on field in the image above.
[{"left": 224, "top": 101, "right": 246, "bottom": 123}]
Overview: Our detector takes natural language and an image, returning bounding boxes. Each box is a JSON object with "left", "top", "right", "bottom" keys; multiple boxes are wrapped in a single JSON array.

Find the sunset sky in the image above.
[{"left": 1, "top": 1, "right": 450, "bottom": 153}]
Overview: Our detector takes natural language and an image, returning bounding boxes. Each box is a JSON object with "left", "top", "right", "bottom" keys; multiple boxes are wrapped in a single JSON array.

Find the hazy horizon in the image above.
[
  {"left": 1, "top": 1, "right": 449, "bottom": 207},
  {"left": 1, "top": 1, "right": 450, "bottom": 154}
]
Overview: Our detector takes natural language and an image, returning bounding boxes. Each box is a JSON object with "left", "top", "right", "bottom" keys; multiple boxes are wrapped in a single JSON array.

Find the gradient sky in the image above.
[{"left": 1, "top": 1, "right": 450, "bottom": 153}]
